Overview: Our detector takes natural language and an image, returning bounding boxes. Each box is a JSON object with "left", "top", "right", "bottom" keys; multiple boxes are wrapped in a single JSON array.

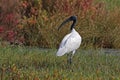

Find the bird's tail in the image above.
[{"left": 56, "top": 47, "right": 67, "bottom": 56}]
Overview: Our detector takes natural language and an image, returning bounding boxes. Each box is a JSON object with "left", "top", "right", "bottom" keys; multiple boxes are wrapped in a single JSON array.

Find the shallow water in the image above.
[
  {"left": 101, "top": 48, "right": 120, "bottom": 56},
  {"left": 102, "top": 48, "right": 120, "bottom": 53}
]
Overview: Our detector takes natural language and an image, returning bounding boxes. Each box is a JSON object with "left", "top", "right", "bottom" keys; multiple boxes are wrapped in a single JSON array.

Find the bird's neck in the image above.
[
  {"left": 71, "top": 28, "right": 76, "bottom": 32},
  {"left": 70, "top": 20, "right": 76, "bottom": 30}
]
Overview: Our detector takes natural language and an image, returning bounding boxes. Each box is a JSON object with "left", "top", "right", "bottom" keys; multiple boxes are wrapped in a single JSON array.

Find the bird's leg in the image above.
[
  {"left": 67, "top": 52, "right": 75, "bottom": 72},
  {"left": 69, "top": 50, "right": 76, "bottom": 65},
  {"left": 67, "top": 51, "right": 75, "bottom": 65},
  {"left": 67, "top": 54, "right": 71, "bottom": 65},
  {"left": 69, "top": 53, "right": 74, "bottom": 65},
  {"left": 67, "top": 54, "right": 70, "bottom": 64},
  {"left": 67, "top": 54, "right": 72, "bottom": 65},
  {"left": 69, "top": 56, "right": 72, "bottom": 65}
]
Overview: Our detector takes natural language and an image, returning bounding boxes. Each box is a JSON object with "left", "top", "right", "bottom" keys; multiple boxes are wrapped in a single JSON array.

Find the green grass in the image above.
[
  {"left": 95, "top": 0, "right": 120, "bottom": 9},
  {"left": 0, "top": 45, "right": 120, "bottom": 80},
  {"left": 103, "top": 0, "right": 120, "bottom": 10}
]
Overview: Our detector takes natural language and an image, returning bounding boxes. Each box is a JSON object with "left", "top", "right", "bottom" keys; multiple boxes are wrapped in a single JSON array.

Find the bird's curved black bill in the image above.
[{"left": 58, "top": 18, "right": 71, "bottom": 31}]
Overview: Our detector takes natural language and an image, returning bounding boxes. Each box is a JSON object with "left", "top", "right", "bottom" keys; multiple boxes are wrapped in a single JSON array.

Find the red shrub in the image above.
[
  {"left": 0, "top": 26, "right": 4, "bottom": 33},
  {"left": 0, "top": 0, "right": 20, "bottom": 44}
]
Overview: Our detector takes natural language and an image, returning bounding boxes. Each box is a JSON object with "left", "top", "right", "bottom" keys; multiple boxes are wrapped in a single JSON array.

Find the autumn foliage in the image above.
[{"left": 0, "top": 0, "right": 120, "bottom": 48}]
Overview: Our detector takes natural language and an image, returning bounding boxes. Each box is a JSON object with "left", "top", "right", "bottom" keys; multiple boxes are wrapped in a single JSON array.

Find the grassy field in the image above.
[{"left": 0, "top": 45, "right": 120, "bottom": 80}]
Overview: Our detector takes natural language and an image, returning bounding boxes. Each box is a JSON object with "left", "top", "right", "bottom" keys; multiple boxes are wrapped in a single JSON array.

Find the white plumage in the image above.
[
  {"left": 56, "top": 29, "right": 81, "bottom": 56},
  {"left": 56, "top": 16, "right": 82, "bottom": 64}
]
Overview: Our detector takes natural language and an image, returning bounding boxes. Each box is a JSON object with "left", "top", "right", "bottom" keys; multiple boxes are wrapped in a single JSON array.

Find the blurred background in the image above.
[{"left": 0, "top": 0, "right": 120, "bottom": 49}]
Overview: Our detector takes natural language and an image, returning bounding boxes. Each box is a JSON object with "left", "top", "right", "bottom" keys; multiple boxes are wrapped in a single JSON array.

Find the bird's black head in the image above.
[
  {"left": 69, "top": 16, "right": 77, "bottom": 22},
  {"left": 58, "top": 16, "right": 77, "bottom": 31}
]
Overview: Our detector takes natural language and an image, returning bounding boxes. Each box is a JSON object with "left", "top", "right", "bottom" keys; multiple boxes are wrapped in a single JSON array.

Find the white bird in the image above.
[{"left": 56, "top": 16, "right": 82, "bottom": 64}]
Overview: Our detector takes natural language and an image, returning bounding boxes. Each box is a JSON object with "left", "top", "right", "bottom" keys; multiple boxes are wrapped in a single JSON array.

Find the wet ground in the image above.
[{"left": 102, "top": 48, "right": 120, "bottom": 54}]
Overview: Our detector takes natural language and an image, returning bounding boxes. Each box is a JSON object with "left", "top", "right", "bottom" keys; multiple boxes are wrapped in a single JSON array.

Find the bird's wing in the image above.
[
  {"left": 65, "top": 33, "right": 81, "bottom": 52},
  {"left": 59, "top": 33, "right": 72, "bottom": 48},
  {"left": 56, "top": 32, "right": 81, "bottom": 56},
  {"left": 56, "top": 33, "right": 71, "bottom": 56}
]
